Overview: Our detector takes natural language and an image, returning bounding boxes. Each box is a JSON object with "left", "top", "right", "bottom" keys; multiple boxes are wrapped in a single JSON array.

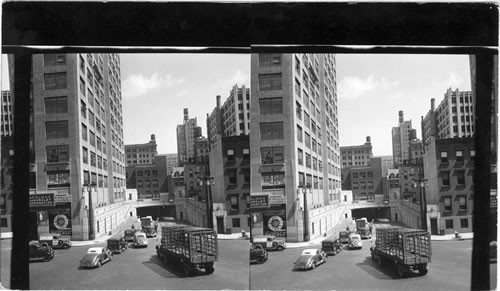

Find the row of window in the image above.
[
  {"left": 137, "top": 170, "right": 158, "bottom": 176},
  {"left": 445, "top": 218, "right": 469, "bottom": 229},
  {"left": 227, "top": 169, "right": 250, "bottom": 185},
  {"left": 352, "top": 172, "right": 374, "bottom": 179},
  {"left": 136, "top": 180, "right": 160, "bottom": 188},
  {"left": 352, "top": 181, "right": 374, "bottom": 190},
  {"left": 440, "top": 149, "right": 475, "bottom": 163},
  {"left": 228, "top": 193, "right": 251, "bottom": 210},
  {"left": 441, "top": 170, "right": 469, "bottom": 186},
  {"left": 225, "top": 147, "right": 250, "bottom": 161},
  {"left": 442, "top": 196, "right": 468, "bottom": 212}
]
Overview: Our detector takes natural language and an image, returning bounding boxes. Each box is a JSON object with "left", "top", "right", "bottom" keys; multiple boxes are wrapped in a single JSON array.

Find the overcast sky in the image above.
[{"left": 1, "top": 53, "right": 471, "bottom": 156}]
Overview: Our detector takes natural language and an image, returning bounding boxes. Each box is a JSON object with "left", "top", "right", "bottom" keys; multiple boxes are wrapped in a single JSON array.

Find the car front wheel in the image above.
[{"left": 42, "top": 255, "right": 51, "bottom": 262}]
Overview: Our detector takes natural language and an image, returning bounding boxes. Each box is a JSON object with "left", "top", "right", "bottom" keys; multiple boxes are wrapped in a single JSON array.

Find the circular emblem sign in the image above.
[
  {"left": 53, "top": 214, "right": 69, "bottom": 229},
  {"left": 267, "top": 215, "right": 284, "bottom": 231}
]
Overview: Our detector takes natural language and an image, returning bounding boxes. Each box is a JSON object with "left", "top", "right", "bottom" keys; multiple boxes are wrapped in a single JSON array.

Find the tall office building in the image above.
[
  {"left": 27, "top": 53, "right": 127, "bottom": 241},
  {"left": 221, "top": 84, "right": 251, "bottom": 137},
  {"left": 176, "top": 108, "right": 201, "bottom": 166},
  {"left": 391, "top": 111, "right": 416, "bottom": 167},
  {"left": 1, "top": 91, "right": 13, "bottom": 137},
  {"left": 421, "top": 89, "right": 475, "bottom": 147},
  {"left": 250, "top": 53, "right": 342, "bottom": 242},
  {"left": 207, "top": 84, "right": 251, "bottom": 149}
]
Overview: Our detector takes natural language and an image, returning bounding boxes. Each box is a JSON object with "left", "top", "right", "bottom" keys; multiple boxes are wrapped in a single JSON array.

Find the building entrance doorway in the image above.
[
  {"left": 216, "top": 217, "right": 224, "bottom": 234},
  {"left": 430, "top": 218, "right": 438, "bottom": 235}
]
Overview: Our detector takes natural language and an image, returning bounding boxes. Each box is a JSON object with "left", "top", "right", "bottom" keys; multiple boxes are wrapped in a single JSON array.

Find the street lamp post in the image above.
[
  {"left": 298, "top": 184, "right": 312, "bottom": 242},
  {"left": 198, "top": 176, "right": 214, "bottom": 229},
  {"left": 83, "top": 183, "right": 96, "bottom": 240},
  {"left": 412, "top": 174, "right": 428, "bottom": 231}
]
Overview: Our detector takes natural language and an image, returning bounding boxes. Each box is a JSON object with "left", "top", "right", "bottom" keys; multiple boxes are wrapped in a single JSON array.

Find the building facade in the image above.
[
  {"left": 422, "top": 89, "right": 475, "bottom": 146},
  {"left": 348, "top": 157, "right": 384, "bottom": 201},
  {"left": 340, "top": 136, "right": 373, "bottom": 168},
  {"left": 207, "top": 84, "right": 251, "bottom": 150},
  {"left": 176, "top": 108, "right": 202, "bottom": 166},
  {"left": 379, "top": 155, "right": 394, "bottom": 178},
  {"left": 125, "top": 134, "right": 158, "bottom": 165},
  {"left": 250, "top": 53, "right": 342, "bottom": 242},
  {"left": 221, "top": 84, "right": 251, "bottom": 137},
  {"left": 392, "top": 111, "right": 416, "bottom": 167},
  {"left": 162, "top": 153, "right": 178, "bottom": 175},
  {"left": 1, "top": 91, "right": 13, "bottom": 137},
  {"left": 210, "top": 135, "right": 251, "bottom": 234},
  {"left": 423, "top": 137, "right": 474, "bottom": 235},
  {"left": 28, "top": 53, "right": 126, "bottom": 241}
]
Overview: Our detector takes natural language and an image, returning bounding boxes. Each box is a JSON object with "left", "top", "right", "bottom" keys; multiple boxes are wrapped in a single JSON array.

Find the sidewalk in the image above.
[{"left": 72, "top": 216, "right": 139, "bottom": 247}]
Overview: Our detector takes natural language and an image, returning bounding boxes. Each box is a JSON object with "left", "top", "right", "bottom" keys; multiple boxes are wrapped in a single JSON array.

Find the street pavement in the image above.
[{"left": 250, "top": 229, "right": 494, "bottom": 290}]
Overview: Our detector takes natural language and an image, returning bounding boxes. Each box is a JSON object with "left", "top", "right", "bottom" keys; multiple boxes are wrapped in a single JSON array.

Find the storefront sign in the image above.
[
  {"left": 54, "top": 192, "right": 71, "bottom": 204},
  {"left": 269, "top": 194, "right": 286, "bottom": 205},
  {"left": 250, "top": 195, "right": 269, "bottom": 208},
  {"left": 29, "top": 193, "right": 55, "bottom": 208}
]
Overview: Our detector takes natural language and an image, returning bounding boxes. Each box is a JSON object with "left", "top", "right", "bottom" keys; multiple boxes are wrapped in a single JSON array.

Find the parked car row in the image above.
[
  {"left": 79, "top": 229, "right": 150, "bottom": 269},
  {"left": 250, "top": 230, "right": 364, "bottom": 271}
]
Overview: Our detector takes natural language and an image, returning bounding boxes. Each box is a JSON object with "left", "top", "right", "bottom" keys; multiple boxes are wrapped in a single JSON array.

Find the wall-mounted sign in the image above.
[
  {"left": 29, "top": 193, "right": 55, "bottom": 208},
  {"left": 250, "top": 195, "right": 269, "bottom": 208},
  {"left": 54, "top": 192, "right": 71, "bottom": 204},
  {"left": 269, "top": 194, "right": 286, "bottom": 205}
]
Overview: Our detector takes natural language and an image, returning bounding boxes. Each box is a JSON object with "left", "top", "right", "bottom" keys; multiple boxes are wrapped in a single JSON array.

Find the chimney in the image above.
[
  {"left": 431, "top": 98, "right": 435, "bottom": 112},
  {"left": 366, "top": 136, "right": 371, "bottom": 144},
  {"left": 184, "top": 108, "right": 189, "bottom": 122},
  {"left": 150, "top": 134, "right": 156, "bottom": 141},
  {"left": 398, "top": 110, "right": 404, "bottom": 124},
  {"left": 216, "top": 95, "right": 221, "bottom": 108}
]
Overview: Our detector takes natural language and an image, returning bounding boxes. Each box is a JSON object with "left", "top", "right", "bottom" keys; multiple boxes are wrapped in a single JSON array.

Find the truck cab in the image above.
[{"left": 252, "top": 235, "right": 286, "bottom": 251}]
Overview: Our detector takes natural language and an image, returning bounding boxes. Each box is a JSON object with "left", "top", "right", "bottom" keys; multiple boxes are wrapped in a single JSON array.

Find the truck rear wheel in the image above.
[
  {"left": 397, "top": 264, "right": 407, "bottom": 278},
  {"left": 183, "top": 264, "right": 193, "bottom": 276},
  {"left": 205, "top": 263, "right": 215, "bottom": 274},
  {"left": 418, "top": 264, "right": 428, "bottom": 276}
]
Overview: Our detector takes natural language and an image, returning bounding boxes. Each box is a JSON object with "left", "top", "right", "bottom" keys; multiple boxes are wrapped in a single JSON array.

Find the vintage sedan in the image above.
[
  {"left": 133, "top": 231, "right": 148, "bottom": 248},
  {"left": 124, "top": 229, "right": 136, "bottom": 242},
  {"left": 250, "top": 246, "right": 268, "bottom": 264},
  {"left": 293, "top": 248, "right": 327, "bottom": 271},
  {"left": 348, "top": 233, "right": 363, "bottom": 249},
  {"left": 107, "top": 237, "right": 128, "bottom": 254},
  {"left": 29, "top": 242, "right": 55, "bottom": 262},
  {"left": 79, "top": 247, "right": 113, "bottom": 268},
  {"left": 339, "top": 231, "right": 350, "bottom": 244}
]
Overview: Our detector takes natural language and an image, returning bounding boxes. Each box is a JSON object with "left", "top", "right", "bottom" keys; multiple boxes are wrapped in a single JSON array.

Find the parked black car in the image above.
[
  {"left": 250, "top": 247, "right": 268, "bottom": 264},
  {"left": 124, "top": 229, "right": 136, "bottom": 242},
  {"left": 322, "top": 239, "right": 343, "bottom": 256},
  {"left": 29, "top": 242, "right": 55, "bottom": 262},
  {"left": 339, "top": 231, "right": 350, "bottom": 244},
  {"left": 107, "top": 237, "right": 128, "bottom": 254}
]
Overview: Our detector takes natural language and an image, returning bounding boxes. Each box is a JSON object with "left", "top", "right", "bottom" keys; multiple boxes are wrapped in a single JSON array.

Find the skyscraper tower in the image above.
[
  {"left": 250, "top": 53, "right": 341, "bottom": 242},
  {"left": 392, "top": 110, "right": 414, "bottom": 167},
  {"left": 1, "top": 91, "right": 13, "bottom": 137},
  {"left": 176, "top": 108, "right": 202, "bottom": 166}
]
